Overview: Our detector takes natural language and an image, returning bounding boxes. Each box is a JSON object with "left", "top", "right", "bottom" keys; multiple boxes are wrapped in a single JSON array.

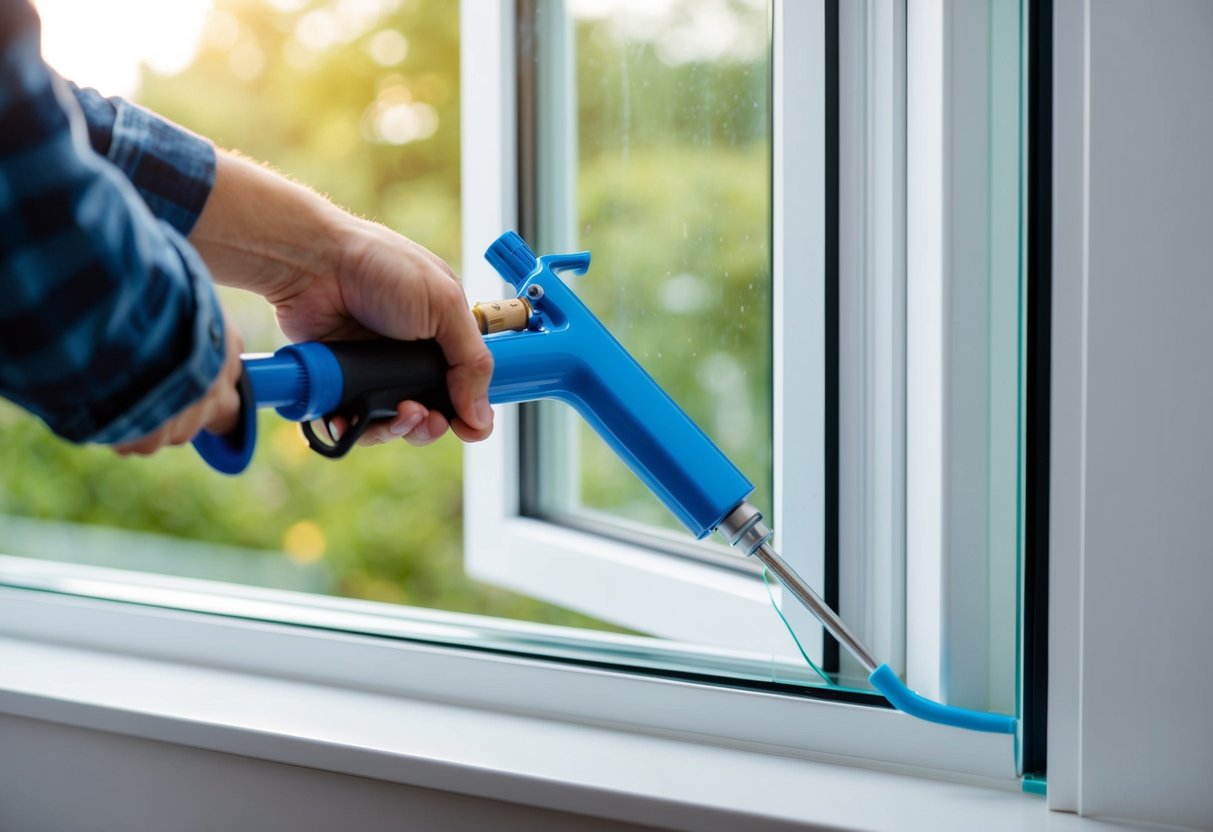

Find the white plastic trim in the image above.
[
  {"left": 837, "top": 0, "right": 908, "bottom": 677},
  {"left": 905, "top": 0, "right": 947, "bottom": 701},
  {"left": 905, "top": 0, "right": 1020, "bottom": 711}
]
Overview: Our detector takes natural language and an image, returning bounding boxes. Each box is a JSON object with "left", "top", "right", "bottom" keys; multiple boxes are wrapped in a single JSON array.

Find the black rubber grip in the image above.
[{"left": 301, "top": 339, "right": 454, "bottom": 458}]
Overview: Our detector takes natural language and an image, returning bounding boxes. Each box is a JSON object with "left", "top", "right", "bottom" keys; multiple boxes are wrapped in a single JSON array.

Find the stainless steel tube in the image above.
[
  {"left": 752, "top": 541, "right": 879, "bottom": 675},
  {"left": 718, "top": 500, "right": 880, "bottom": 674}
]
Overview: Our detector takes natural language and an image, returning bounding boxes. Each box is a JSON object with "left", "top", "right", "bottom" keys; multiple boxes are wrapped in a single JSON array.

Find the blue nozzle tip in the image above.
[{"left": 869, "top": 664, "right": 1017, "bottom": 734}]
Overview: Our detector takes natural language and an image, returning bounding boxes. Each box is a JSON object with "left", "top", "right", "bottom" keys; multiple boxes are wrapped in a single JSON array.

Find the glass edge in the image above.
[{"left": 0, "top": 555, "right": 881, "bottom": 701}]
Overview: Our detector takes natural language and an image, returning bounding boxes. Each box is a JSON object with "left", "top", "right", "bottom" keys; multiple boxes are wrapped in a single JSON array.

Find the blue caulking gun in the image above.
[{"left": 192, "top": 231, "right": 1016, "bottom": 735}]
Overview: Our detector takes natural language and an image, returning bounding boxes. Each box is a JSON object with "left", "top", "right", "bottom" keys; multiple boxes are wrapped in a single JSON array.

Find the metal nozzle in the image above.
[
  {"left": 718, "top": 500, "right": 879, "bottom": 674},
  {"left": 472, "top": 298, "right": 533, "bottom": 334},
  {"left": 717, "top": 502, "right": 772, "bottom": 555}
]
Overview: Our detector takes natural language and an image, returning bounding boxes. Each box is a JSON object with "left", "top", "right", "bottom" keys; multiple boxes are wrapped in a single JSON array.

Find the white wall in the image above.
[
  {"left": 1049, "top": 1, "right": 1213, "bottom": 827},
  {"left": 0, "top": 714, "right": 662, "bottom": 832}
]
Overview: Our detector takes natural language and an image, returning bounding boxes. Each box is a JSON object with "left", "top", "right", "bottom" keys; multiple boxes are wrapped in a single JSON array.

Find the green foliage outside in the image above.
[
  {"left": 560, "top": 6, "right": 773, "bottom": 530},
  {"left": 0, "top": 0, "right": 772, "bottom": 629}
]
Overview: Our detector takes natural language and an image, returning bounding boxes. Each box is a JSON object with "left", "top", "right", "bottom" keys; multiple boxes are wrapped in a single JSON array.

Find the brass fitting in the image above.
[{"left": 472, "top": 298, "right": 533, "bottom": 334}]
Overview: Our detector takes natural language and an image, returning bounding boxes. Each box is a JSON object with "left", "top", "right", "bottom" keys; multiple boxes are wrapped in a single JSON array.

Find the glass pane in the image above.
[{"left": 530, "top": 0, "right": 774, "bottom": 540}]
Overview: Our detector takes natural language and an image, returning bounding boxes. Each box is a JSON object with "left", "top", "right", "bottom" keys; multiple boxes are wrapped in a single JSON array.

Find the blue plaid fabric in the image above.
[{"left": 0, "top": 0, "right": 225, "bottom": 444}]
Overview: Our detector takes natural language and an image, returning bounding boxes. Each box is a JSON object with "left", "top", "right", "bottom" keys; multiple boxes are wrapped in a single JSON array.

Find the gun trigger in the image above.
[{"left": 301, "top": 399, "right": 371, "bottom": 459}]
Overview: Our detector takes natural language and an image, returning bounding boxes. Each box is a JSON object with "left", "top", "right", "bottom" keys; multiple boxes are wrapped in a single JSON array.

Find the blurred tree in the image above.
[
  {"left": 558, "top": 5, "right": 774, "bottom": 530},
  {"left": 141, "top": 0, "right": 462, "bottom": 270}
]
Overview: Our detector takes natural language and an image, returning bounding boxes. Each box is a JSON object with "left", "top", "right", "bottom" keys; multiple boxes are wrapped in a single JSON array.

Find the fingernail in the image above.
[
  {"left": 411, "top": 423, "right": 431, "bottom": 443},
  {"left": 390, "top": 414, "right": 423, "bottom": 437},
  {"left": 474, "top": 396, "right": 493, "bottom": 428}
]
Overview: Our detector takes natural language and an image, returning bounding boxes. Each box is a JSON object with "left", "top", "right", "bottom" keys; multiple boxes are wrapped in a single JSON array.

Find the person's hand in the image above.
[
  {"left": 189, "top": 152, "right": 492, "bottom": 448},
  {"left": 113, "top": 311, "right": 244, "bottom": 456},
  {"left": 268, "top": 218, "right": 494, "bottom": 447}
]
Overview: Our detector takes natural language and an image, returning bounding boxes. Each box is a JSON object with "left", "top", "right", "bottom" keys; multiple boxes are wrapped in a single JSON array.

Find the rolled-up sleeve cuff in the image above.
[
  {"left": 68, "top": 83, "right": 115, "bottom": 153},
  {"left": 100, "top": 94, "right": 216, "bottom": 237},
  {"left": 74, "top": 229, "right": 227, "bottom": 445}
]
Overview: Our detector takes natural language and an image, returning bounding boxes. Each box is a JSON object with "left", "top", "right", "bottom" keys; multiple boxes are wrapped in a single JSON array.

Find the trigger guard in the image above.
[{"left": 301, "top": 400, "right": 371, "bottom": 459}]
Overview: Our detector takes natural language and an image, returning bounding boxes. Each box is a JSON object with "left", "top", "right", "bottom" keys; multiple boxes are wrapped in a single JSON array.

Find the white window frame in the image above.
[
  {"left": 1047, "top": 0, "right": 1213, "bottom": 824},
  {"left": 0, "top": 0, "right": 1025, "bottom": 800}
]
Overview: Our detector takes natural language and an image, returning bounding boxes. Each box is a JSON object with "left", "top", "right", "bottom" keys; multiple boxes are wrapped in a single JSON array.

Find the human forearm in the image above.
[{"left": 188, "top": 151, "right": 347, "bottom": 300}]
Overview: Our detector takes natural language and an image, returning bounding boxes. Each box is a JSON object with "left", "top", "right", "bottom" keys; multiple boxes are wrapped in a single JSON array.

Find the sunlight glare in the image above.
[
  {"left": 567, "top": 0, "right": 767, "bottom": 65},
  {"left": 33, "top": 0, "right": 212, "bottom": 97}
]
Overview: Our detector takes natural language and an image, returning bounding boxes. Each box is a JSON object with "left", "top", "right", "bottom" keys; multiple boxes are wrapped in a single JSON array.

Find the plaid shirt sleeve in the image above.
[
  {"left": 69, "top": 83, "right": 215, "bottom": 237},
  {"left": 0, "top": 0, "right": 226, "bottom": 445}
]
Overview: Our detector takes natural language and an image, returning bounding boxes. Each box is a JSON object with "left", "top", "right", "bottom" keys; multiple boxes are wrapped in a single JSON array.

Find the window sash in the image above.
[
  {"left": 519, "top": 0, "right": 775, "bottom": 567},
  {"left": 461, "top": 0, "right": 822, "bottom": 656}
]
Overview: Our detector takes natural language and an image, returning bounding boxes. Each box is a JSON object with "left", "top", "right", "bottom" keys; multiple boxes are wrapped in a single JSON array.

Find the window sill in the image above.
[{"left": 0, "top": 634, "right": 1127, "bottom": 832}]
